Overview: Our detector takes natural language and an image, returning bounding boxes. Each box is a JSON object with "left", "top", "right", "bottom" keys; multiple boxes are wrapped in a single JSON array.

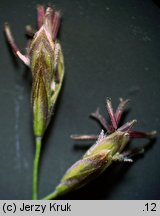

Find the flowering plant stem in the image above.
[
  {"left": 32, "top": 137, "right": 42, "bottom": 200},
  {"left": 42, "top": 192, "right": 57, "bottom": 200}
]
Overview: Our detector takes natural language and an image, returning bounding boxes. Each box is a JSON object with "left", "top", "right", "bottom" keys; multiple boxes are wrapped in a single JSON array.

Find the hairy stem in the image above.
[{"left": 32, "top": 137, "right": 42, "bottom": 200}]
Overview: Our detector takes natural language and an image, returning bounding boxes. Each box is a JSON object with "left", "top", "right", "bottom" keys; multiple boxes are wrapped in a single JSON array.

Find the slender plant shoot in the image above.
[
  {"left": 4, "top": 5, "right": 64, "bottom": 200},
  {"left": 43, "top": 98, "right": 156, "bottom": 200}
]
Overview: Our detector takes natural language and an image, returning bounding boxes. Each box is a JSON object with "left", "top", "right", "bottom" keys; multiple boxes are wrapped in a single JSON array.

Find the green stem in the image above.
[
  {"left": 32, "top": 137, "right": 42, "bottom": 200},
  {"left": 42, "top": 191, "right": 58, "bottom": 200}
]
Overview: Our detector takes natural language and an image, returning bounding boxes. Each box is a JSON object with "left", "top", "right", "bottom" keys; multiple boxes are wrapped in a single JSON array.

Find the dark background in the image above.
[{"left": 0, "top": 0, "right": 160, "bottom": 200}]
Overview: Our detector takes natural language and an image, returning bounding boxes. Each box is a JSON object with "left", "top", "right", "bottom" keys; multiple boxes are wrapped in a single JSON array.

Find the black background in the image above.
[{"left": 0, "top": 0, "right": 160, "bottom": 199}]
